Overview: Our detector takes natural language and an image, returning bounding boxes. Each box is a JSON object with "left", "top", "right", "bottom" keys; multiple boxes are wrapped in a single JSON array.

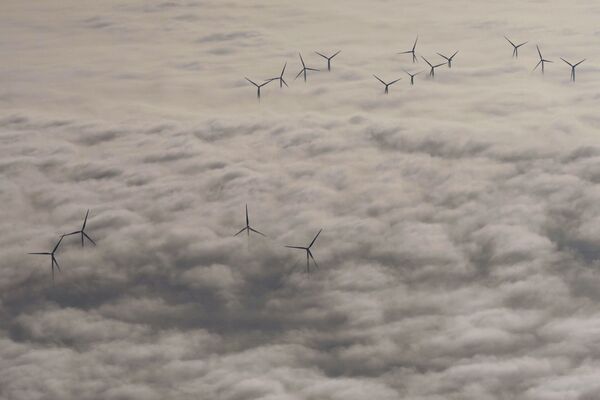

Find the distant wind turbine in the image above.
[
  {"left": 504, "top": 36, "right": 528, "bottom": 58},
  {"left": 315, "top": 50, "right": 341, "bottom": 71},
  {"left": 373, "top": 75, "right": 401, "bottom": 94},
  {"left": 285, "top": 229, "right": 322, "bottom": 274},
  {"left": 271, "top": 62, "right": 288, "bottom": 88},
  {"left": 295, "top": 53, "right": 319, "bottom": 82},
  {"left": 437, "top": 51, "right": 459, "bottom": 68},
  {"left": 234, "top": 204, "right": 266, "bottom": 237},
  {"left": 403, "top": 69, "right": 423, "bottom": 85},
  {"left": 29, "top": 235, "right": 66, "bottom": 282},
  {"left": 560, "top": 57, "right": 585, "bottom": 81},
  {"left": 533, "top": 45, "right": 552, "bottom": 74},
  {"left": 399, "top": 35, "right": 419, "bottom": 63},
  {"left": 421, "top": 56, "right": 445, "bottom": 77},
  {"left": 245, "top": 77, "right": 273, "bottom": 100},
  {"left": 65, "top": 209, "right": 96, "bottom": 247}
]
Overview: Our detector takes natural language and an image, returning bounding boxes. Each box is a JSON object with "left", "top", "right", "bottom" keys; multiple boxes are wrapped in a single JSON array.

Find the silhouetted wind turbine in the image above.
[
  {"left": 533, "top": 45, "right": 552, "bottom": 74},
  {"left": 422, "top": 57, "right": 445, "bottom": 77},
  {"left": 285, "top": 229, "right": 322, "bottom": 274},
  {"left": 437, "top": 51, "right": 459, "bottom": 68},
  {"left": 295, "top": 53, "right": 319, "bottom": 82},
  {"left": 399, "top": 36, "right": 419, "bottom": 63},
  {"left": 234, "top": 204, "right": 265, "bottom": 237},
  {"left": 65, "top": 209, "right": 96, "bottom": 247},
  {"left": 373, "top": 75, "right": 401, "bottom": 94},
  {"left": 271, "top": 62, "right": 288, "bottom": 88},
  {"left": 29, "top": 235, "right": 66, "bottom": 282},
  {"left": 403, "top": 69, "right": 423, "bottom": 85},
  {"left": 315, "top": 50, "right": 341, "bottom": 71},
  {"left": 245, "top": 77, "right": 273, "bottom": 100},
  {"left": 560, "top": 57, "right": 585, "bottom": 81},
  {"left": 504, "top": 36, "right": 527, "bottom": 58}
]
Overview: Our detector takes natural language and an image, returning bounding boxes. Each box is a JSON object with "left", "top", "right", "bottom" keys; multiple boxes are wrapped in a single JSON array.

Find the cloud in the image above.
[{"left": 2, "top": 0, "right": 600, "bottom": 399}]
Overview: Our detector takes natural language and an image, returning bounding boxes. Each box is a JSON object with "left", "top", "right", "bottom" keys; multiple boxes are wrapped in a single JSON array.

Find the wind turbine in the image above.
[
  {"left": 533, "top": 45, "right": 552, "bottom": 74},
  {"left": 245, "top": 77, "right": 273, "bottom": 100},
  {"left": 285, "top": 229, "right": 322, "bottom": 274},
  {"left": 295, "top": 53, "right": 319, "bottom": 82},
  {"left": 28, "top": 235, "right": 66, "bottom": 282},
  {"left": 373, "top": 75, "right": 401, "bottom": 94},
  {"left": 315, "top": 50, "right": 341, "bottom": 71},
  {"left": 271, "top": 62, "right": 288, "bottom": 88},
  {"left": 403, "top": 69, "right": 423, "bottom": 85},
  {"left": 234, "top": 204, "right": 266, "bottom": 237},
  {"left": 421, "top": 56, "right": 445, "bottom": 77},
  {"left": 560, "top": 57, "right": 585, "bottom": 81},
  {"left": 437, "top": 51, "right": 459, "bottom": 68},
  {"left": 65, "top": 209, "right": 96, "bottom": 247},
  {"left": 399, "top": 35, "right": 419, "bottom": 63},
  {"left": 504, "top": 36, "right": 528, "bottom": 58}
]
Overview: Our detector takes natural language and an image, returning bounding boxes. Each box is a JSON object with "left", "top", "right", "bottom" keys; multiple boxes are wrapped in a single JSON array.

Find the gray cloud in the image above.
[{"left": 2, "top": 0, "right": 600, "bottom": 399}]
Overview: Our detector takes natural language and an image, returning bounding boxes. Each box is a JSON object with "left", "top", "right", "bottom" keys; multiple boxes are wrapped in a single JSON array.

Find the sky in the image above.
[{"left": 2, "top": 0, "right": 600, "bottom": 399}]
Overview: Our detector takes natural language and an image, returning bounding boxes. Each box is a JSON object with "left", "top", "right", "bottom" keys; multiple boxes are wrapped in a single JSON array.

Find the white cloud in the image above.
[{"left": 2, "top": 0, "right": 600, "bottom": 399}]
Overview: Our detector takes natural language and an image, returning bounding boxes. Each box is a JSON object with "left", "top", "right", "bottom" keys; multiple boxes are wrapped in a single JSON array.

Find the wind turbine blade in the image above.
[
  {"left": 65, "top": 231, "right": 80, "bottom": 236},
  {"left": 234, "top": 227, "right": 246, "bottom": 237},
  {"left": 315, "top": 51, "right": 327, "bottom": 59},
  {"left": 298, "top": 53, "right": 305, "bottom": 67},
  {"left": 450, "top": 50, "right": 459, "bottom": 59},
  {"left": 83, "top": 232, "right": 96, "bottom": 246},
  {"left": 398, "top": 50, "right": 413, "bottom": 54},
  {"left": 245, "top": 204, "right": 249, "bottom": 226},
  {"left": 436, "top": 53, "right": 449, "bottom": 60},
  {"left": 249, "top": 227, "right": 266, "bottom": 237},
  {"left": 281, "top": 62, "right": 287, "bottom": 76},
  {"left": 331, "top": 50, "right": 341, "bottom": 58},
  {"left": 52, "top": 235, "right": 64, "bottom": 253},
  {"left": 308, "top": 251, "right": 319, "bottom": 269},
  {"left": 533, "top": 60, "right": 542, "bottom": 71},
  {"left": 306, "top": 68, "right": 319, "bottom": 71},
  {"left": 285, "top": 245, "right": 306, "bottom": 250},
  {"left": 412, "top": 35, "right": 418, "bottom": 50},
  {"left": 29, "top": 252, "right": 51, "bottom": 255},
  {"left": 504, "top": 36, "right": 516, "bottom": 47},
  {"left": 575, "top": 59, "right": 586, "bottom": 66},
  {"left": 560, "top": 58, "right": 572, "bottom": 67},
  {"left": 389, "top": 78, "right": 402, "bottom": 85},
  {"left": 421, "top": 56, "right": 432, "bottom": 67},
  {"left": 282, "top": 79, "right": 289, "bottom": 87},
  {"left": 537, "top": 45, "right": 542, "bottom": 59},
  {"left": 295, "top": 70, "right": 304, "bottom": 80},
  {"left": 373, "top": 75, "right": 386, "bottom": 85},
  {"left": 82, "top": 209, "right": 89, "bottom": 230},
  {"left": 517, "top": 41, "right": 528, "bottom": 47},
  {"left": 53, "top": 257, "right": 61, "bottom": 272},
  {"left": 309, "top": 229, "right": 322, "bottom": 248},
  {"left": 245, "top": 77, "right": 258, "bottom": 87}
]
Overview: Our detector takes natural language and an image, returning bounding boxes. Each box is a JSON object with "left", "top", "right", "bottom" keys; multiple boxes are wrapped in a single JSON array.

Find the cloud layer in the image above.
[{"left": 2, "top": 0, "right": 600, "bottom": 399}]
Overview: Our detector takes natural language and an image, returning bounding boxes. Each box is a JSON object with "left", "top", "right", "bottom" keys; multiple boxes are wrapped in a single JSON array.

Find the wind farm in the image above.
[{"left": 5, "top": 1, "right": 600, "bottom": 399}]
